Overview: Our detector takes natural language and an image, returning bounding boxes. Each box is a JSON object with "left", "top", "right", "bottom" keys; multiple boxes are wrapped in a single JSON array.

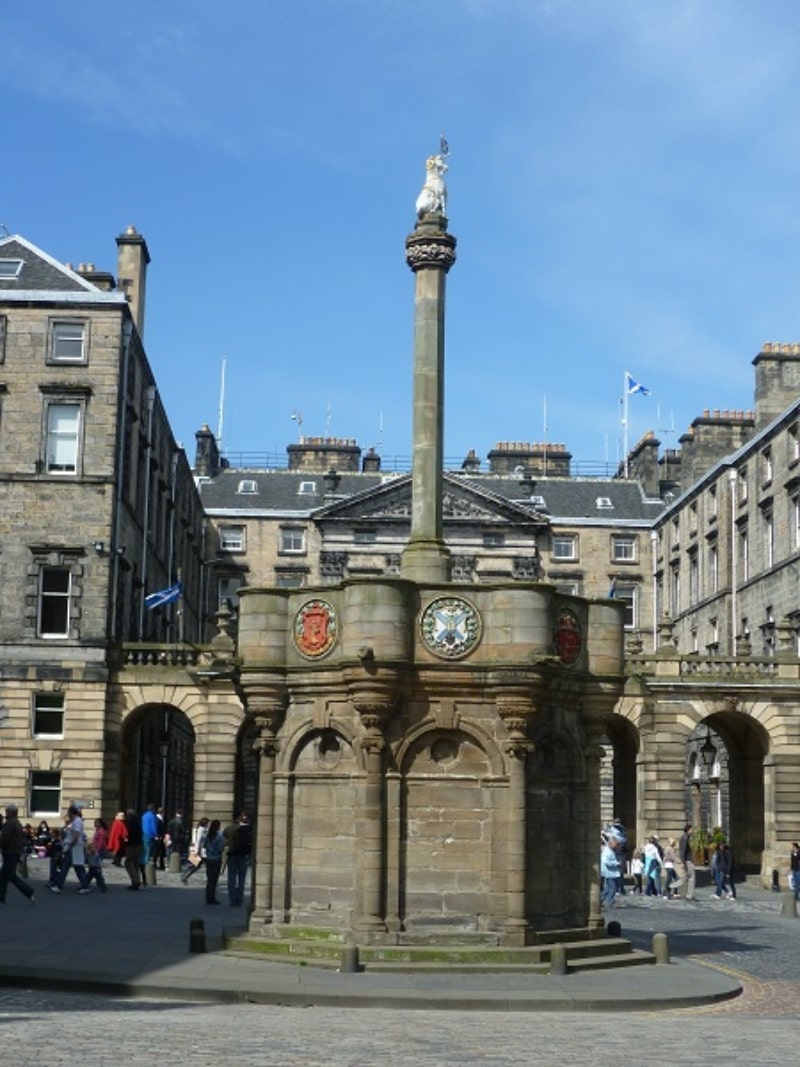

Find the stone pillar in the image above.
[
  {"left": 494, "top": 673, "right": 539, "bottom": 946},
  {"left": 401, "top": 213, "right": 457, "bottom": 583},
  {"left": 250, "top": 722, "right": 280, "bottom": 927},
  {"left": 238, "top": 678, "right": 287, "bottom": 932},
  {"left": 354, "top": 705, "right": 390, "bottom": 935},
  {"left": 582, "top": 725, "right": 606, "bottom": 931}
]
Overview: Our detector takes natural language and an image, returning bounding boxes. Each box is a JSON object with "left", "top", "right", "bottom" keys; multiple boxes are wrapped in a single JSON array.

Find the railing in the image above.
[
  {"left": 626, "top": 651, "right": 785, "bottom": 680},
  {"left": 120, "top": 643, "right": 206, "bottom": 667}
]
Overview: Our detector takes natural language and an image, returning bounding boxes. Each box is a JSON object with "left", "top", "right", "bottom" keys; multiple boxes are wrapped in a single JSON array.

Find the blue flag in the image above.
[
  {"left": 144, "top": 581, "right": 182, "bottom": 611},
  {"left": 626, "top": 372, "right": 650, "bottom": 396}
]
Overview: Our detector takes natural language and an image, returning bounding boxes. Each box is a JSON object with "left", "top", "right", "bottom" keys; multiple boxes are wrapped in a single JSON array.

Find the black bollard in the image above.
[
  {"left": 189, "top": 918, "right": 206, "bottom": 953},
  {"left": 772, "top": 869, "right": 781, "bottom": 892},
  {"left": 606, "top": 920, "right": 622, "bottom": 938}
]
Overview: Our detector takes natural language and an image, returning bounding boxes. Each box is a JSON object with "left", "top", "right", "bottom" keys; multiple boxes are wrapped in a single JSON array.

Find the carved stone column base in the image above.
[{"left": 502, "top": 918, "right": 530, "bottom": 948}]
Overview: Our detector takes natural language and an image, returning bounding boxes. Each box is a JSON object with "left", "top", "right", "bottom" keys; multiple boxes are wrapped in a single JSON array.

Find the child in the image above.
[
  {"left": 85, "top": 819, "right": 109, "bottom": 893},
  {"left": 47, "top": 828, "right": 64, "bottom": 888},
  {"left": 631, "top": 848, "right": 644, "bottom": 893}
]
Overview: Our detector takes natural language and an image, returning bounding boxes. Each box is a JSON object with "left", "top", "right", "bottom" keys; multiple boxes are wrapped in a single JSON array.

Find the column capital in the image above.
[{"left": 405, "top": 227, "right": 457, "bottom": 273}]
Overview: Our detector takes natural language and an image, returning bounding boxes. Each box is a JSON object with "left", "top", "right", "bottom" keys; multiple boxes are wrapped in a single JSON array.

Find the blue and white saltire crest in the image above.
[
  {"left": 626, "top": 372, "right": 650, "bottom": 396},
  {"left": 144, "top": 581, "right": 182, "bottom": 610}
]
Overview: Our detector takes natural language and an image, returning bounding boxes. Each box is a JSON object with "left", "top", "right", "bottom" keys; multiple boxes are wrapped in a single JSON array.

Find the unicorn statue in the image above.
[{"left": 415, "top": 135, "right": 450, "bottom": 218}]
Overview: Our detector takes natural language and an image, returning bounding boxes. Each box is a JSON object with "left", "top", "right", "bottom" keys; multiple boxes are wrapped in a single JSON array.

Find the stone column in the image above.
[
  {"left": 401, "top": 213, "right": 457, "bottom": 583},
  {"left": 494, "top": 672, "right": 539, "bottom": 945},
  {"left": 250, "top": 719, "right": 281, "bottom": 928},
  {"left": 354, "top": 704, "right": 390, "bottom": 936},
  {"left": 582, "top": 723, "right": 606, "bottom": 931}
]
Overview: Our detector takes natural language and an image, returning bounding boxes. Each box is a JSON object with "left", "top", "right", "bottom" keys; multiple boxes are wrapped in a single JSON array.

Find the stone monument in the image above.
[{"left": 237, "top": 143, "right": 625, "bottom": 950}]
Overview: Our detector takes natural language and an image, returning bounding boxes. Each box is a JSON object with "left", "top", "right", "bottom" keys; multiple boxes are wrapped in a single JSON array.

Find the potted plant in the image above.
[{"left": 690, "top": 828, "right": 709, "bottom": 865}]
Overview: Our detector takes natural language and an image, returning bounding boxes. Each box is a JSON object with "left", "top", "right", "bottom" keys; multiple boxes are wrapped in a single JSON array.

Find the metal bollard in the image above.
[
  {"left": 652, "top": 932, "right": 670, "bottom": 964},
  {"left": 781, "top": 891, "right": 798, "bottom": 919},
  {"left": 549, "top": 943, "right": 568, "bottom": 976},
  {"left": 606, "top": 920, "right": 622, "bottom": 938},
  {"left": 168, "top": 852, "right": 182, "bottom": 874},
  {"left": 189, "top": 918, "right": 206, "bottom": 953},
  {"left": 145, "top": 861, "right": 157, "bottom": 886},
  {"left": 340, "top": 945, "right": 361, "bottom": 973},
  {"left": 772, "top": 869, "right": 781, "bottom": 892}
]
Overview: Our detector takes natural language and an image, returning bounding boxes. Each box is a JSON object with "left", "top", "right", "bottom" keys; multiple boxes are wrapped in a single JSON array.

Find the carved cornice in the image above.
[{"left": 405, "top": 230, "right": 457, "bottom": 273}]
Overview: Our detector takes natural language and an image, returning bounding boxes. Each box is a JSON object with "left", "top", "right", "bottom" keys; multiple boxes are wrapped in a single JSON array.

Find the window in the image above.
[
  {"left": 596, "top": 497, "right": 613, "bottom": 510},
  {"left": 738, "top": 468, "right": 748, "bottom": 505},
  {"left": 688, "top": 548, "right": 699, "bottom": 604},
  {"left": 689, "top": 502, "right": 698, "bottom": 534},
  {"left": 280, "top": 527, "right": 306, "bottom": 554},
  {"left": 219, "top": 525, "right": 245, "bottom": 552},
  {"left": 738, "top": 524, "right": 749, "bottom": 582},
  {"left": 530, "top": 495, "right": 547, "bottom": 510},
  {"left": 789, "top": 424, "right": 800, "bottom": 464},
  {"left": 671, "top": 517, "right": 680, "bottom": 548},
  {"left": 298, "top": 481, "right": 317, "bottom": 495},
  {"left": 792, "top": 494, "right": 800, "bottom": 551},
  {"left": 38, "top": 567, "right": 71, "bottom": 637},
  {"left": 614, "top": 583, "right": 637, "bottom": 629},
  {"left": 555, "top": 582, "right": 578, "bottom": 595},
  {"left": 670, "top": 563, "right": 680, "bottom": 616},
  {"left": 761, "top": 447, "right": 773, "bottom": 486},
  {"left": 355, "top": 529, "right": 378, "bottom": 544},
  {"left": 611, "top": 535, "right": 636, "bottom": 562},
  {"left": 275, "top": 569, "right": 306, "bottom": 588},
  {"left": 0, "top": 258, "right": 23, "bottom": 278},
  {"left": 763, "top": 508, "right": 774, "bottom": 569},
  {"left": 217, "top": 574, "right": 243, "bottom": 611},
  {"left": 32, "top": 692, "right": 65, "bottom": 737},
  {"left": 50, "top": 320, "right": 86, "bottom": 363},
  {"left": 708, "top": 541, "right": 719, "bottom": 593},
  {"left": 483, "top": 531, "right": 505, "bottom": 548},
  {"left": 552, "top": 534, "right": 577, "bottom": 560},
  {"left": 45, "top": 402, "right": 80, "bottom": 473},
  {"left": 29, "top": 771, "right": 61, "bottom": 815},
  {"left": 708, "top": 485, "right": 717, "bottom": 521},
  {"left": 237, "top": 479, "right": 258, "bottom": 494}
]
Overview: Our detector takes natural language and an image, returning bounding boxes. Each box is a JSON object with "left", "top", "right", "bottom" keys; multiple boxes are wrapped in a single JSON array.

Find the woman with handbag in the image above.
[{"left": 181, "top": 818, "right": 209, "bottom": 884}]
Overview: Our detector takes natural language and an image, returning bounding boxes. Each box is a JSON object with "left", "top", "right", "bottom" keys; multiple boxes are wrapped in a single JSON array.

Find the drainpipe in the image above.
[
  {"left": 650, "top": 529, "right": 658, "bottom": 651},
  {"left": 728, "top": 468, "right": 738, "bottom": 655},
  {"left": 111, "top": 318, "right": 133, "bottom": 640},
  {"left": 137, "top": 385, "right": 157, "bottom": 639}
]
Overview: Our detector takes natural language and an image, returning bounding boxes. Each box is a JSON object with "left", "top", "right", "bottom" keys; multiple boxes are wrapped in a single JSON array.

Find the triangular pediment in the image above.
[{"left": 315, "top": 472, "right": 548, "bottom": 526}]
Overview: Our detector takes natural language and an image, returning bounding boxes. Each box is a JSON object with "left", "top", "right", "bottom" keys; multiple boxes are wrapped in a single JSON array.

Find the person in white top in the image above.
[{"left": 50, "top": 804, "right": 91, "bottom": 894}]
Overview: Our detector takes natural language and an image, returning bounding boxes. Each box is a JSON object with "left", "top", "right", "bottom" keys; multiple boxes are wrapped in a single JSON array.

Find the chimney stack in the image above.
[{"left": 116, "top": 225, "right": 151, "bottom": 340}]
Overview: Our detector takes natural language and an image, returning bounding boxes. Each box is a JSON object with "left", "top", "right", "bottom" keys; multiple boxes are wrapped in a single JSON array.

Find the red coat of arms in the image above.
[{"left": 294, "top": 599, "right": 337, "bottom": 658}]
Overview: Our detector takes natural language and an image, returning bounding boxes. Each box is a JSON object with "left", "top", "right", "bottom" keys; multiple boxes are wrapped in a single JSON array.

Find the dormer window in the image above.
[
  {"left": 298, "top": 481, "right": 317, "bottom": 495},
  {"left": 237, "top": 479, "right": 258, "bottom": 494},
  {"left": 0, "top": 259, "right": 23, "bottom": 279},
  {"left": 530, "top": 495, "right": 547, "bottom": 510},
  {"left": 596, "top": 497, "right": 613, "bottom": 510}
]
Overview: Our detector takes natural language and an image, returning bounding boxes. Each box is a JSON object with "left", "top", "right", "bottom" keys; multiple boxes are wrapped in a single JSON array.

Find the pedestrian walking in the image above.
[
  {"left": 791, "top": 842, "right": 800, "bottom": 902},
  {"left": 663, "top": 838, "right": 683, "bottom": 899},
  {"left": 181, "top": 818, "right": 209, "bottom": 884},
  {"left": 50, "top": 804, "right": 91, "bottom": 894},
  {"left": 107, "top": 811, "right": 127, "bottom": 866},
  {"left": 679, "top": 823, "right": 695, "bottom": 900},
  {"left": 644, "top": 836, "right": 663, "bottom": 896},
  {"left": 203, "top": 820, "right": 225, "bottom": 905},
  {"left": 124, "top": 808, "right": 144, "bottom": 890},
  {"left": 722, "top": 843, "right": 736, "bottom": 900},
  {"left": 600, "top": 835, "right": 621, "bottom": 910},
  {"left": 0, "top": 805, "right": 35, "bottom": 906}
]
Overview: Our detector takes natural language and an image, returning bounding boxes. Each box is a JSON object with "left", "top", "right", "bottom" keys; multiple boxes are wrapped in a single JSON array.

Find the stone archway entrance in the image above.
[
  {"left": 120, "top": 704, "right": 195, "bottom": 820},
  {"left": 689, "top": 710, "right": 768, "bottom": 873}
]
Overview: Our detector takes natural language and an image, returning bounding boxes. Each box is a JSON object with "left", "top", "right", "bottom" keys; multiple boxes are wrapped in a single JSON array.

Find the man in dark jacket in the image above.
[
  {"left": 223, "top": 812, "right": 253, "bottom": 907},
  {"left": 124, "top": 809, "right": 144, "bottom": 890},
  {"left": 679, "top": 823, "right": 695, "bottom": 901},
  {"left": 0, "top": 805, "right": 35, "bottom": 905}
]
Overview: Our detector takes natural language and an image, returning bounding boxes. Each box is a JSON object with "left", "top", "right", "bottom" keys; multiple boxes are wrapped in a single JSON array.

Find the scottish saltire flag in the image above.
[
  {"left": 144, "top": 581, "right": 182, "bottom": 611},
  {"left": 626, "top": 372, "right": 650, "bottom": 396}
]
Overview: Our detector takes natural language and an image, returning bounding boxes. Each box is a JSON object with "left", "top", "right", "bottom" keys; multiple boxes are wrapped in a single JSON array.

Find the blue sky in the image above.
[{"left": 5, "top": 2, "right": 800, "bottom": 475}]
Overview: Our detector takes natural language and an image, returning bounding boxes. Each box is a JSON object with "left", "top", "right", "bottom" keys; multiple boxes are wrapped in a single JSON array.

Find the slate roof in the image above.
[
  {"left": 198, "top": 466, "right": 666, "bottom": 526},
  {"left": 0, "top": 235, "right": 126, "bottom": 304}
]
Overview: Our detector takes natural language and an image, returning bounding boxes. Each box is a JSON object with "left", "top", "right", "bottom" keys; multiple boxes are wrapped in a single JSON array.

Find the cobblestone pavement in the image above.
[{"left": 0, "top": 989, "right": 795, "bottom": 1066}]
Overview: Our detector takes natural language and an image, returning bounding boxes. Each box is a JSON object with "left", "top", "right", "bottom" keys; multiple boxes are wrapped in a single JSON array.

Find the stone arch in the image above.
[
  {"left": 282, "top": 724, "right": 360, "bottom": 928},
  {"left": 689, "top": 705, "right": 770, "bottom": 873},
  {"left": 395, "top": 716, "right": 504, "bottom": 777},
  {"left": 397, "top": 724, "right": 498, "bottom": 933},
  {"left": 603, "top": 714, "right": 640, "bottom": 837},
  {"left": 119, "top": 703, "right": 196, "bottom": 820}
]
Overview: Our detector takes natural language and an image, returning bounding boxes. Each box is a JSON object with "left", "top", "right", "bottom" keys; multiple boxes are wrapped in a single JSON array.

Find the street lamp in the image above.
[
  {"left": 699, "top": 728, "right": 717, "bottom": 838},
  {"left": 158, "top": 730, "right": 170, "bottom": 813}
]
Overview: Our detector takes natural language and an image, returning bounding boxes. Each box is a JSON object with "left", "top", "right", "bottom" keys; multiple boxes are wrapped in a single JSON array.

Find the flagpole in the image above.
[{"left": 622, "top": 371, "right": 630, "bottom": 478}]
